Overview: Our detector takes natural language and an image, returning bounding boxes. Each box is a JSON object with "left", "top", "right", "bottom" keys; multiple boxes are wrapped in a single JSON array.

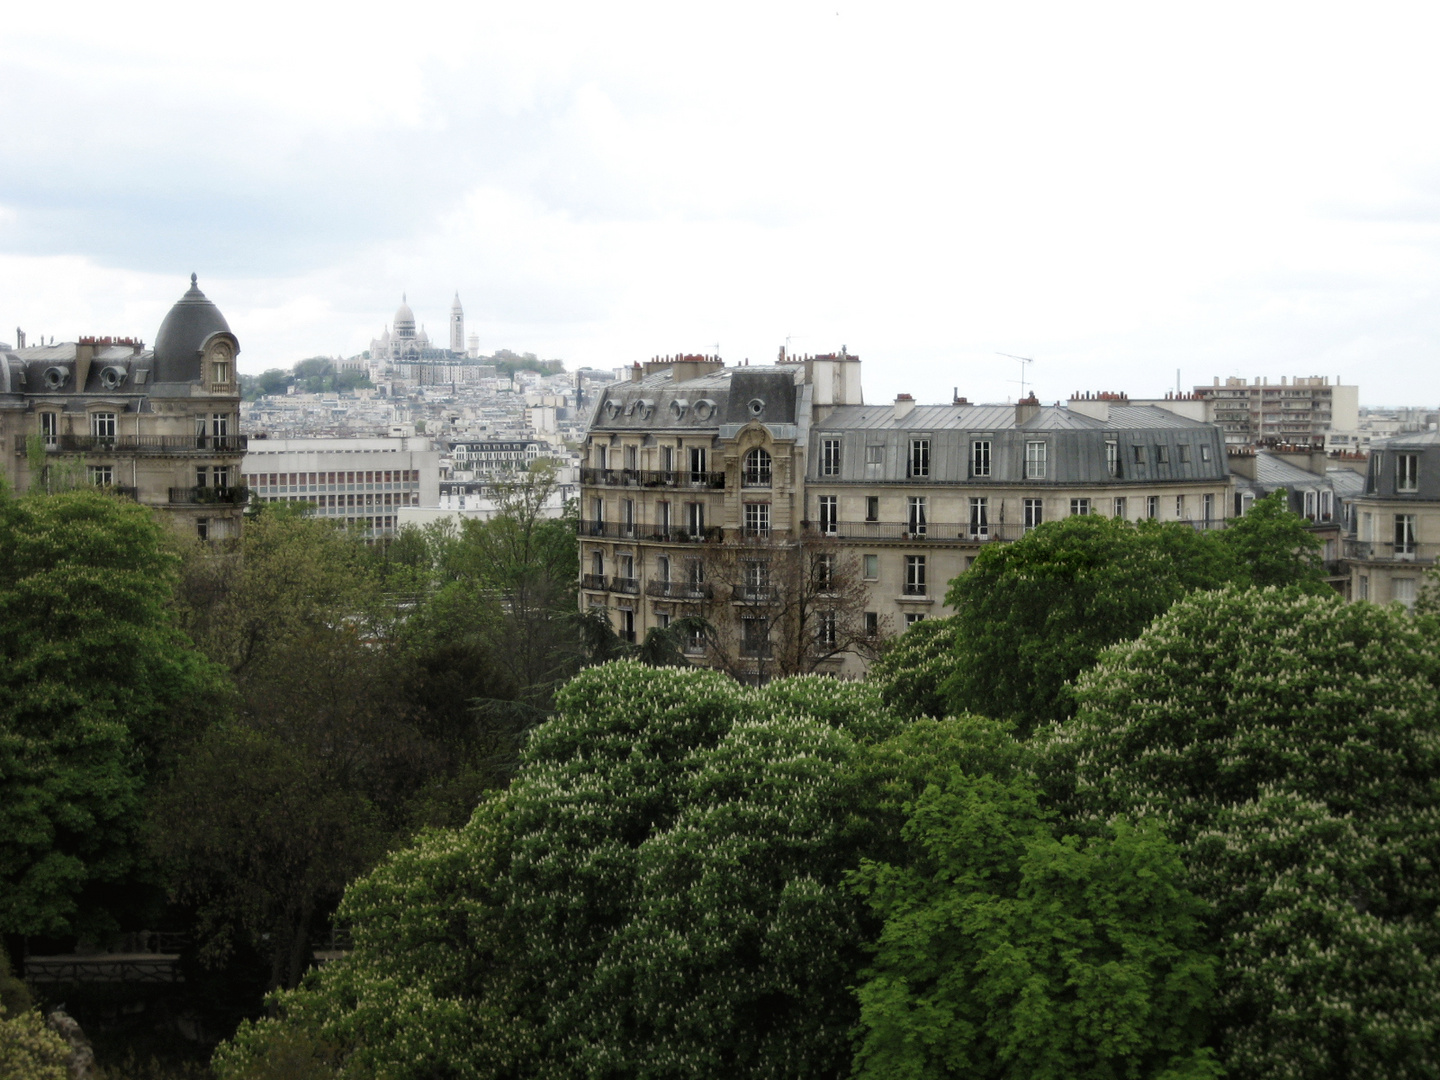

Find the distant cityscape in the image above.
[{"left": 4, "top": 278, "right": 1440, "bottom": 648}]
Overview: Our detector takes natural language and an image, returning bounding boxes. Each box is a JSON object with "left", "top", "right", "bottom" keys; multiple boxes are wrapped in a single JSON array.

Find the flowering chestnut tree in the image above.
[{"left": 1048, "top": 587, "right": 1440, "bottom": 1080}]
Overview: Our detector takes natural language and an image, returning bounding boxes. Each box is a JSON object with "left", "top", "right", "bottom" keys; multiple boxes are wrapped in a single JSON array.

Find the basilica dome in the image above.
[
  {"left": 153, "top": 274, "right": 236, "bottom": 384},
  {"left": 394, "top": 295, "right": 417, "bottom": 339}
]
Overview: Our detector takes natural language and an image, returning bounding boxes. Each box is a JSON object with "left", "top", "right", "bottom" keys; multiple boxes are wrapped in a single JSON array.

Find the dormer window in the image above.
[{"left": 210, "top": 342, "right": 233, "bottom": 386}]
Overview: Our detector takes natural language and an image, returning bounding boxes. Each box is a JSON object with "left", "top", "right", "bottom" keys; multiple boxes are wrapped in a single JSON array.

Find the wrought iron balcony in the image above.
[
  {"left": 48, "top": 434, "right": 248, "bottom": 455},
  {"left": 646, "top": 579, "right": 713, "bottom": 599},
  {"left": 167, "top": 485, "right": 251, "bottom": 506},
  {"left": 580, "top": 467, "right": 725, "bottom": 489}
]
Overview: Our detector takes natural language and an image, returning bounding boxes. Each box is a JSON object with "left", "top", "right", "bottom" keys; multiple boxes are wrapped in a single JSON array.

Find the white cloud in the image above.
[{"left": 2, "top": 1, "right": 1440, "bottom": 405}]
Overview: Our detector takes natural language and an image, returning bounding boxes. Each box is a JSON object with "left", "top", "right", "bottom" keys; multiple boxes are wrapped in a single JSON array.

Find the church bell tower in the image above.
[{"left": 450, "top": 293, "right": 464, "bottom": 354}]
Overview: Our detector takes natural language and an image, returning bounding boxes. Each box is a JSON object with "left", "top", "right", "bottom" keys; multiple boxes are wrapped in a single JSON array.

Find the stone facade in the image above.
[{"left": 0, "top": 276, "right": 246, "bottom": 539}]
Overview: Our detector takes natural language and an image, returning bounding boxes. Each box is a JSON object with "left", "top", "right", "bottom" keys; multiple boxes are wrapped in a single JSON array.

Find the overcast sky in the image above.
[{"left": 3, "top": 2, "right": 1439, "bottom": 406}]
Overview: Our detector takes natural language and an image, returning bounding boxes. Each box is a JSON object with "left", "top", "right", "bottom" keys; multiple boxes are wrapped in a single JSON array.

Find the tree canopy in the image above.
[
  {"left": 0, "top": 486, "right": 225, "bottom": 940},
  {"left": 1046, "top": 587, "right": 1440, "bottom": 1079},
  {"left": 850, "top": 715, "right": 1220, "bottom": 1080}
]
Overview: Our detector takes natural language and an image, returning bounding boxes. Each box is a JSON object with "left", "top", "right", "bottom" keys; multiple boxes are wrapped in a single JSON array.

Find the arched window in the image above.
[{"left": 743, "top": 447, "right": 772, "bottom": 487}]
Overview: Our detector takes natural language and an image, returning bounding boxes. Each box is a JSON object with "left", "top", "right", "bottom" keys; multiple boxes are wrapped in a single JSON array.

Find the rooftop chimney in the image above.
[
  {"left": 1015, "top": 393, "right": 1041, "bottom": 425},
  {"left": 893, "top": 393, "right": 915, "bottom": 420}
]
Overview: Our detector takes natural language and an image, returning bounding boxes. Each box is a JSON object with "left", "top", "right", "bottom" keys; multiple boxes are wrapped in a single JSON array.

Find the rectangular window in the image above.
[
  {"left": 969, "top": 496, "right": 989, "bottom": 538},
  {"left": 591, "top": 497, "right": 605, "bottom": 533},
  {"left": 1023, "top": 498, "right": 1043, "bottom": 532},
  {"left": 88, "top": 465, "right": 113, "bottom": 486},
  {"left": 743, "top": 502, "right": 771, "bottom": 537},
  {"left": 1070, "top": 498, "right": 1091, "bottom": 516},
  {"left": 622, "top": 498, "right": 635, "bottom": 535},
  {"left": 904, "top": 555, "right": 927, "bottom": 595},
  {"left": 908, "top": 496, "right": 928, "bottom": 536},
  {"left": 1113, "top": 496, "right": 1127, "bottom": 518},
  {"left": 1396, "top": 514, "right": 1417, "bottom": 555},
  {"left": 1358, "top": 575, "right": 1369, "bottom": 600},
  {"left": 214, "top": 361, "right": 229, "bottom": 384},
  {"left": 196, "top": 466, "right": 210, "bottom": 488},
  {"left": 817, "top": 609, "right": 838, "bottom": 647},
  {"left": 1025, "top": 441, "right": 1047, "bottom": 479},
  {"left": 591, "top": 550, "right": 604, "bottom": 577},
  {"left": 1203, "top": 493, "right": 1215, "bottom": 522},
  {"left": 686, "top": 502, "right": 705, "bottom": 536},
  {"left": 688, "top": 446, "right": 708, "bottom": 483},
  {"left": 211, "top": 413, "right": 229, "bottom": 439},
  {"left": 1394, "top": 578, "right": 1417, "bottom": 608},
  {"left": 1179, "top": 445, "right": 1192, "bottom": 464},
  {"left": 1398, "top": 453, "right": 1419, "bottom": 492},
  {"left": 686, "top": 558, "right": 705, "bottom": 587},
  {"left": 905, "top": 612, "right": 926, "bottom": 628},
  {"left": 618, "top": 553, "right": 635, "bottom": 581},
  {"left": 865, "top": 495, "right": 879, "bottom": 522},
  {"left": 742, "top": 617, "right": 771, "bottom": 657},
  {"left": 1147, "top": 495, "right": 1159, "bottom": 519},
  {"left": 624, "top": 444, "right": 637, "bottom": 471},
  {"left": 864, "top": 611, "right": 879, "bottom": 637},
  {"left": 660, "top": 445, "right": 674, "bottom": 474},
  {"left": 1320, "top": 491, "right": 1333, "bottom": 520},
  {"left": 91, "top": 412, "right": 117, "bottom": 441},
  {"left": 862, "top": 554, "right": 879, "bottom": 580},
  {"left": 818, "top": 495, "right": 838, "bottom": 535},
  {"left": 1176, "top": 494, "right": 1186, "bottom": 519},
  {"left": 1304, "top": 490, "right": 1317, "bottom": 518},
  {"left": 1156, "top": 445, "right": 1170, "bottom": 465},
  {"left": 39, "top": 412, "right": 58, "bottom": 446},
  {"left": 1200, "top": 444, "right": 1211, "bottom": 462},
  {"left": 814, "top": 554, "right": 835, "bottom": 591},
  {"left": 972, "top": 439, "right": 991, "bottom": 477},
  {"left": 866, "top": 444, "right": 884, "bottom": 466},
  {"left": 1106, "top": 440, "right": 1118, "bottom": 477},
  {"left": 743, "top": 560, "right": 771, "bottom": 601},
  {"left": 822, "top": 438, "right": 842, "bottom": 476},
  {"left": 909, "top": 439, "right": 930, "bottom": 478},
  {"left": 1133, "top": 445, "right": 1145, "bottom": 465}
]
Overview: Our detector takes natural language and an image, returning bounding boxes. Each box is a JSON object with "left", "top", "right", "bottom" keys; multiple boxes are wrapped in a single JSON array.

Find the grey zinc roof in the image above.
[
  {"left": 1253, "top": 453, "right": 1327, "bottom": 488},
  {"left": 1370, "top": 430, "right": 1440, "bottom": 449},
  {"left": 816, "top": 402, "right": 1212, "bottom": 432}
]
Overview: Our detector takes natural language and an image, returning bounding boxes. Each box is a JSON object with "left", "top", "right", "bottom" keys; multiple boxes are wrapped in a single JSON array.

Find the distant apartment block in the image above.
[
  {"left": 1195, "top": 376, "right": 1358, "bottom": 447},
  {"left": 241, "top": 436, "right": 440, "bottom": 536}
]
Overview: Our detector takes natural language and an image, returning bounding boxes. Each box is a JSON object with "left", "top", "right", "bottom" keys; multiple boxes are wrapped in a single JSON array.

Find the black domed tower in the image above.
[{"left": 153, "top": 273, "right": 239, "bottom": 385}]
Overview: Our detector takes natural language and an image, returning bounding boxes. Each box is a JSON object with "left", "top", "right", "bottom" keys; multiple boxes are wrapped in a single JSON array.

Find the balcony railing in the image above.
[
  {"left": 49, "top": 434, "right": 248, "bottom": 455},
  {"left": 581, "top": 573, "right": 608, "bottom": 591},
  {"left": 734, "top": 585, "right": 779, "bottom": 603},
  {"left": 167, "top": 485, "right": 251, "bottom": 506},
  {"left": 609, "top": 576, "right": 640, "bottom": 595},
  {"left": 646, "top": 579, "right": 713, "bottom": 600},
  {"left": 577, "top": 521, "right": 723, "bottom": 543},
  {"left": 580, "top": 467, "right": 725, "bottom": 489},
  {"left": 1344, "top": 539, "right": 1440, "bottom": 564}
]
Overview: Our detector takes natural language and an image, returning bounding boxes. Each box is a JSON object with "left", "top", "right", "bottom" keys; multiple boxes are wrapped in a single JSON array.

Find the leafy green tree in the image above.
[
  {"left": 217, "top": 663, "right": 900, "bottom": 1080},
  {"left": 0, "top": 1002, "right": 70, "bottom": 1080},
  {"left": 940, "top": 515, "right": 1241, "bottom": 732},
  {"left": 0, "top": 486, "right": 225, "bottom": 940},
  {"left": 163, "top": 510, "right": 488, "bottom": 991},
  {"left": 1047, "top": 587, "right": 1440, "bottom": 1079},
  {"left": 1218, "top": 489, "right": 1327, "bottom": 590},
  {"left": 850, "top": 715, "right": 1220, "bottom": 1080},
  {"left": 867, "top": 616, "right": 961, "bottom": 721}
]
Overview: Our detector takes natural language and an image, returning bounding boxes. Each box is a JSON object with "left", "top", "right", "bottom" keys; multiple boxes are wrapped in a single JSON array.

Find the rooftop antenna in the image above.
[{"left": 997, "top": 352, "right": 1035, "bottom": 399}]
